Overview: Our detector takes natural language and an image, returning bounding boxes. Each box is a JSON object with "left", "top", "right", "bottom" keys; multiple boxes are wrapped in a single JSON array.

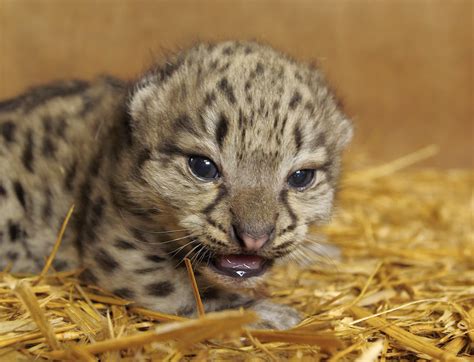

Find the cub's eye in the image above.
[
  {"left": 288, "top": 169, "right": 315, "bottom": 189},
  {"left": 188, "top": 156, "right": 219, "bottom": 181}
]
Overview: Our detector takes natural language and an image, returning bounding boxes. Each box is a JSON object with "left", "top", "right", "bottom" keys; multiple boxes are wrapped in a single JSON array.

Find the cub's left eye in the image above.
[
  {"left": 288, "top": 169, "right": 315, "bottom": 189},
  {"left": 188, "top": 156, "right": 219, "bottom": 181}
]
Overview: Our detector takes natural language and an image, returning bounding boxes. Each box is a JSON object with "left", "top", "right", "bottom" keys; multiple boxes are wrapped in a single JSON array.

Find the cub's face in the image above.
[{"left": 126, "top": 42, "right": 352, "bottom": 288}]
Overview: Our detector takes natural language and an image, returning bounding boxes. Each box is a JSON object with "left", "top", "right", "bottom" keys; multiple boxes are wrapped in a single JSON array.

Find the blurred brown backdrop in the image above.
[{"left": 1, "top": 0, "right": 472, "bottom": 168}]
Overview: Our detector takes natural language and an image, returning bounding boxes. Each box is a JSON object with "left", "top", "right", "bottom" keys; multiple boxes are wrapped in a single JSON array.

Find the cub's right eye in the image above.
[{"left": 188, "top": 156, "right": 219, "bottom": 181}]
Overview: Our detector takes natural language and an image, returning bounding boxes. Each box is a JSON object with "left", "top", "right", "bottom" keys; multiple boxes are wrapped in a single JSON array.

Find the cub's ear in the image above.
[
  {"left": 306, "top": 65, "right": 354, "bottom": 152},
  {"left": 127, "top": 73, "right": 159, "bottom": 126},
  {"left": 335, "top": 116, "right": 354, "bottom": 151},
  {"left": 128, "top": 58, "right": 185, "bottom": 125}
]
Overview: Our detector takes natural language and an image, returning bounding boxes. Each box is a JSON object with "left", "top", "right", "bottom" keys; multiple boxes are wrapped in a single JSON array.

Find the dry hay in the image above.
[{"left": 0, "top": 146, "right": 472, "bottom": 361}]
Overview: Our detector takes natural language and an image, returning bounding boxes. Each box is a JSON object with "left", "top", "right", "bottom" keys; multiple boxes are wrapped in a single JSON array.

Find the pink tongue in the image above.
[{"left": 217, "top": 255, "right": 264, "bottom": 270}]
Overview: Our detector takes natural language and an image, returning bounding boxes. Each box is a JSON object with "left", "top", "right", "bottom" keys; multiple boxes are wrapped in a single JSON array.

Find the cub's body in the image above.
[{"left": 0, "top": 41, "right": 352, "bottom": 329}]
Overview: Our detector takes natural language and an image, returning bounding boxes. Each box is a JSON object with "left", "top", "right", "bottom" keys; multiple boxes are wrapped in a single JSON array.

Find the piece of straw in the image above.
[
  {"left": 184, "top": 258, "right": 205, "bottom": 317},
  {"left": 345, "top": 145, "right": 438, "bottom": 183},
  {"left": 5, "top": 276, "right": 60, "bottom": 350},
  {"left": 249, "top": 330, "right": 342, "bottom": 352},
  {"left": 349, "top": 306, "right": 463, "bottom": 361},
  {"left": 38, "top": 204, "right": 75, "bottom": 281},
  {"left": 44, "top": 310, "right": 257, "bottom": 359}
]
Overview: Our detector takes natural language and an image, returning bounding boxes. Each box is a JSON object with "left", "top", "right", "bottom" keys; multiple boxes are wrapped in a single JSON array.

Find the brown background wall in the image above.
[{"left": 1, "top": 0, "right": 472, "bottom": 168}]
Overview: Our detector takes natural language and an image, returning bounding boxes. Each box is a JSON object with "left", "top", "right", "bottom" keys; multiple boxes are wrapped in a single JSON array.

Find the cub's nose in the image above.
[{"left": 230, "top": 225, "right": 275, "bottom": 251}]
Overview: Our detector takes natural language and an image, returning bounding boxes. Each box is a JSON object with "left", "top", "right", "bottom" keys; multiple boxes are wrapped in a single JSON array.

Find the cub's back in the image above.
[{"left": 0, "top": 78, "right": 127, "bottom": 272}]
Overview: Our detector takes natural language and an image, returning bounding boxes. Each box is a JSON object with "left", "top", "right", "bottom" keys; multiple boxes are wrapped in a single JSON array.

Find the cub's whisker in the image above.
[
  {"left": 147, "top": 233, "right": 202, "bottom": 245},
  {"left": 142, "top": 228, "right": 189, "bottom": 234},
  {"left": 169, "top": 238, "right": 201, "bottom": 256},
  {"left": 174, "top": 242, "right": 203, "bottom": 268}
]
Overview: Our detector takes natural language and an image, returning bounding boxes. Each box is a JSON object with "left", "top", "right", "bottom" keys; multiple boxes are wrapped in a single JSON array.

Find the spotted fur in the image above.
[{"left": 0, "top": 41, "right": 352, "bottom": 329}]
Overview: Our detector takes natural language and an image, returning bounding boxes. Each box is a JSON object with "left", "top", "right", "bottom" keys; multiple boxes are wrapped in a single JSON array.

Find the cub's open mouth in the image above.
[{"left": 210, "top": 254, "right": 270, "bottom": 278}]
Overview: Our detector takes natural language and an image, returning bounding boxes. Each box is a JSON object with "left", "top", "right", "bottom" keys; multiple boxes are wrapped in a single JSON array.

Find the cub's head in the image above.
[{"left": 122, "top": 41, "right": 352, "bottom": 288}]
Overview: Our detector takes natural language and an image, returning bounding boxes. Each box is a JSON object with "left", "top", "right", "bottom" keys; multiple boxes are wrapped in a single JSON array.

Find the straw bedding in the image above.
[{"left": 0, "top": 146, "right": 472, "bottom": 361}]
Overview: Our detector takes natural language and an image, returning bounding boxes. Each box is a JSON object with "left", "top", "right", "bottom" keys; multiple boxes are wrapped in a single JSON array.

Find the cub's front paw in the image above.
[{"left": 248, "top": 300, "right": 301, "bottom": 330}]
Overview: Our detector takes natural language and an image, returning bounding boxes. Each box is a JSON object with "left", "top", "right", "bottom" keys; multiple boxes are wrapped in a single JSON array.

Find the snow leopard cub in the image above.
[{"left": 0, "top": 41, "right": 352, "bottom": 329}]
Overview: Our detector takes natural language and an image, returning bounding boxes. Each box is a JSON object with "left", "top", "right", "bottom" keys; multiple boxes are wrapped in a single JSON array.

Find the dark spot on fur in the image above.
[
  {"left": 1, "top": 121, "right": 16, "bottom": 142},
  {"left": 206, "top": 217, "right": 226, "bottom": 233},
  {"left": 277, "top": 66, "right": 285, "bottom": 79},
  {"left": 286, "top": 224, "right": 296, "bottom": 232},
  {"left": 87, "top": 197, "right": 105, "bottom": 239},
  {"left": 80, "top": 94, "right": 97, "bottom": 116},
  {"left": 136, "top": 148, "right": 151, "bottom": 169},
  {"left": 147, "top": 281, "right": 174, "bottom": 297},
  {"left": 103, "top": 76, "right": 126, "bottom": 89},
  {"left": 0, "top": 183, "right": 6, "bottom": 197},
  {"left": 204, "top": 92, "right": 216, "bottom": 107},
  {"left": 196, "top": 64, "right": 203, "bottom": 80},
  {"left": 222, "top": 46, "right": 234, "bottom": 56},
  {"left": 177, "top": 305, "right": 195, "bottom": 316},
  {"left": 219, "top": 62, "right": 230, "bottom": 72},
  {"left": 22, "top": 129, "right": 34, "bottom": 172},
  {"left": 55, "top": 118, "right": 67, "bottom": 138},
  {"left": 209, "top": 59, "right": 218, "bottom": 70},
  {"left": 294, "top": 125, "right": 303, "bottom": 152},
  {"left": 64, "top": 160, "right": 77, "bottom": 191},
  {"left": 238, "top": 109, "right": 245, "bottom": 129},
  {"left": 159, "top": 142, "right": 187, "bottom": 157},
  {"left": 113, "top": 288, "right": 135, "bottom": 299},
  {"left": 52, "top": 259, "right": 68, "bottom": 271},
  {"left": 315, "top": 133, "right": 326, "bottom": 147},
  {"left": 80, "top": 269, "right": 98, "bottom": 284},
  {"left": 7, "top": 251, "right": 18, "bottom": 261},
  {"left": 0, "top": 80, "right": 89, "bottom": 112},
  {"left": 42, "top": 136, "right": 56, "bottom": 158},
  {"left": 217, "top": 77, "right": 236, "bottom": 104},
  {"left": 114, "top": 239, "right": 136, "bottom": 250},
  {"left": 134, "top": 266, "right": 163, "bottom": 274},
  {"left": 173, "top": 114, "right": 200, "bottom": 137},
  {"left": 279, "top": 190, "right": 298, "bottom": 231},
  {"left": 273, "top": 115, "right": 280, "bottom": 129},
  {"left": 27, "top": 81, "right": 90, "bottom": 112},
  {"left": 255, "top": 62, "right": 264, "bottom": 75},
  {"left": 42, "top": 116, "right": 53, "bottom": 132},
  {"left": 42, "top": 188, "right": 53, "bottom": 222},
  {"left": 202, "top": 184, "right": 227, "bottom": 214},
  {"left": 215, "top": 114, "right": 229, "bottom": 148},
  {"left": 146, "top": 254, "right": 166, "bottom": 263},
  {"left": 94, "top": 248, "right": 119, "bottom": 272},
  {"left": 280, "top": 115, "right": 288, "bottom": 135},
  {"left": 244, "top": 80, "right": 251, "bottom": 92},
  {"left": 8, "top": 221, "right": 23, "bottom": 241},
  {"left": 120, "top": 112, "right": 134, "bottom": 147},
  {"left": 0, "top": 96, "right": 25, "bottom": 112},
  {"left": 304, "top": 101, "right": 315, "bottom": 114},
  {"left": 202, "top": 287, "right": 220, "bottom": 300},
  {"left": 73, "top": 179, "right": 92, "bottom": 257},
  {"left": 272, "top": 101, "right": 280, "bottom": 112},
  {"left": 289, "top": 91, "right": 302, "bottom": 110},
  {"left": 157, "top": 59, "right": 183, "bottom": 82},
  {"left": 89, "top": 152, "right": 103, "bottom": 177},
  {"left": 259, "top": 99, "right": 265, "bottom": 115},
  {"left": 274, "top": 239, "right": 294, "bottom": 251},
  {"left": 13, "top": 181, "right": 27, "bottom": 210}
]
